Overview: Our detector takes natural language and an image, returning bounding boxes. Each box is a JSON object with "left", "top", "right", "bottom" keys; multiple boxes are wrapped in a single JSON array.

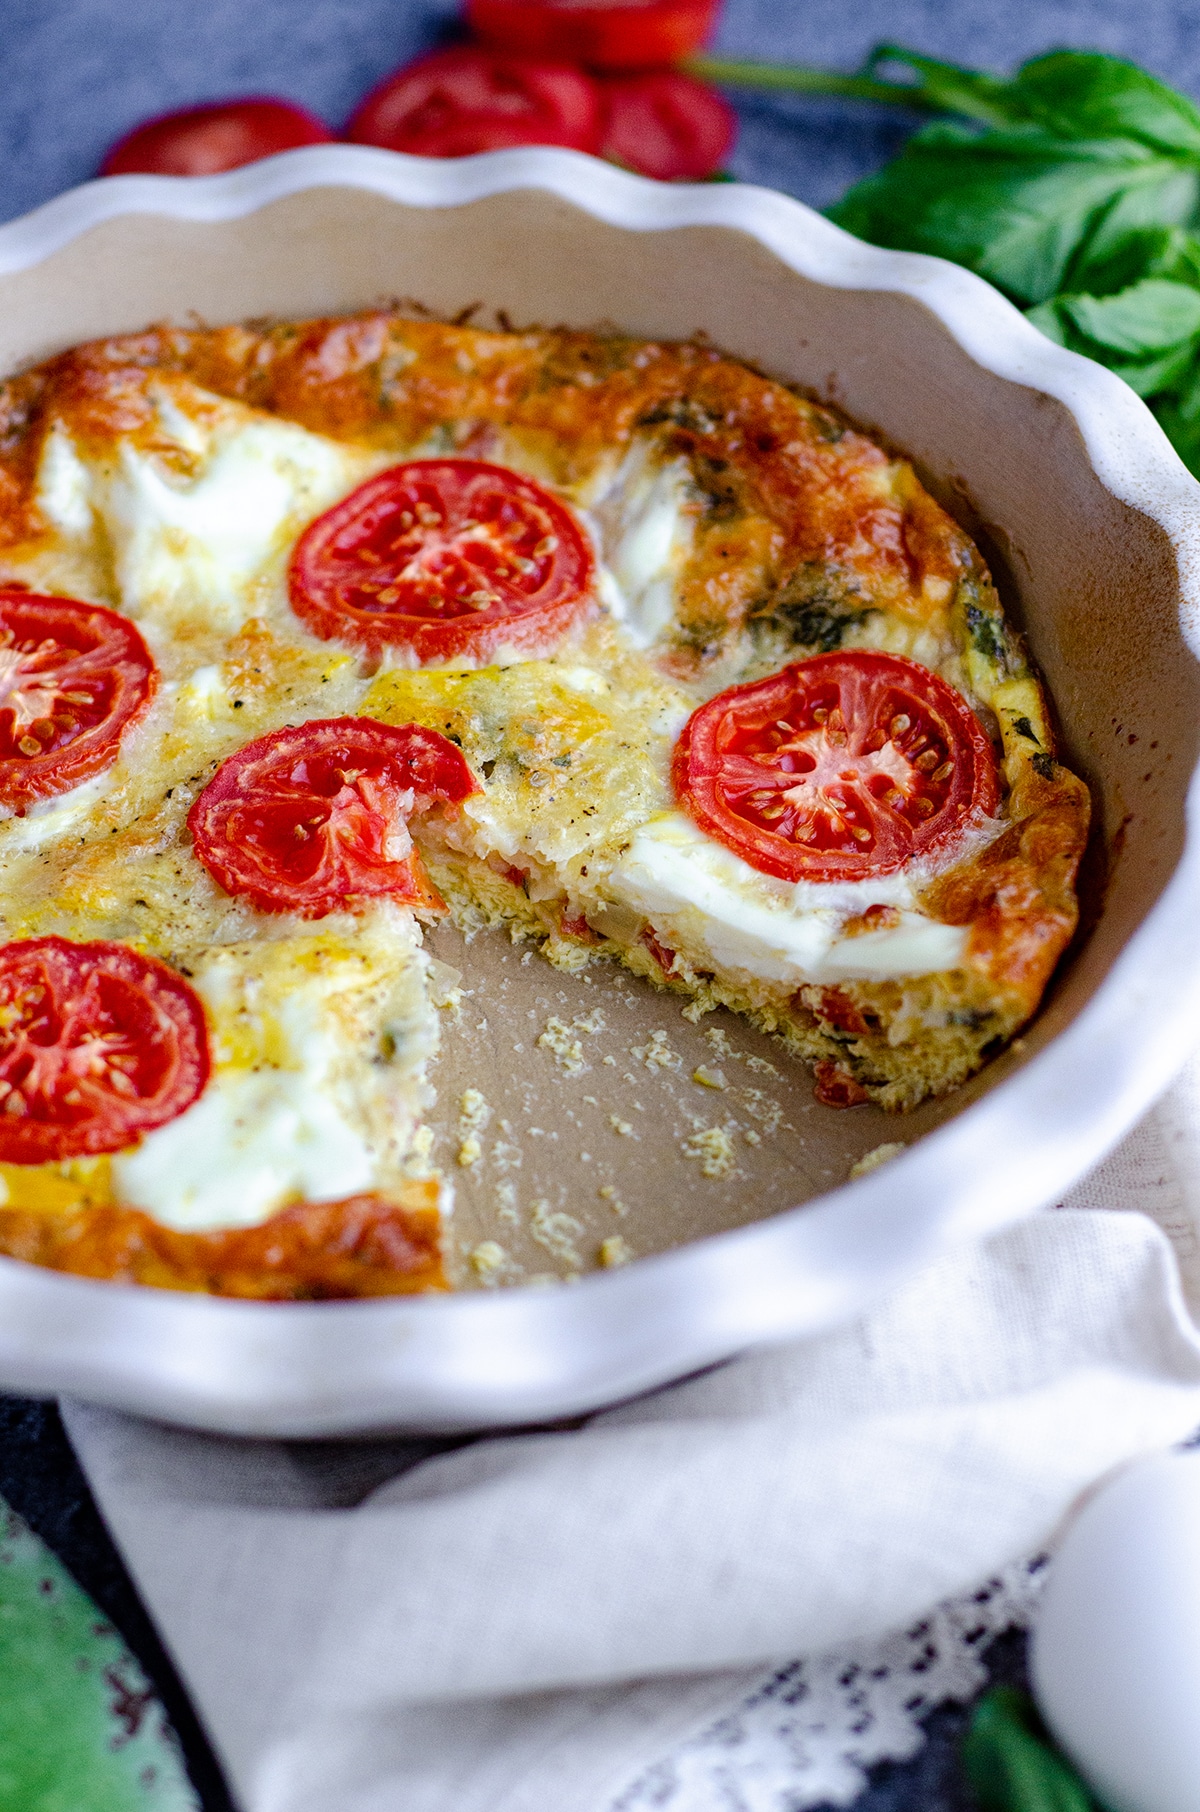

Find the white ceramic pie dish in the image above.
[{"left": 0, "top": 143, "right": 1198, "bottom": 1436}]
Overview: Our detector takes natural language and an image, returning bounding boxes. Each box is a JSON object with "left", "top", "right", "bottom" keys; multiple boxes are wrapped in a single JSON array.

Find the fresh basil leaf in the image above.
[
  {"left": 1009, "top": 51, "right": 1200, "bottom": 157},
  {"left": 1069, "top": 164, "right": 1200, "bottom": 286},
  {"left": 962, "top": 1686, "right": 1097, "bottom": 1812},
  {"left": 1094, "top": 339, "right": 1196, "bottom": 397},
  {"left": 1026, "top": 290, "right": 1200, "bottom": 394},
  {"left": 830, "top": 128, "right": 1190, "bottom": 304},
  {"left": 1025, "top": 300, "right": 1071, "bottom": 343},
  {"left": 1062, "top": 276, "right": 1200, "bottom": 351},
  {"left": 814, "top": 42, "right": 1200, "bottom": 476},
  {"left": 1111, "top": 340, "right": 1200, "bottom": 396},
  {"left": 1065, "top": 222, "right": 1188, "bottom": 295}
]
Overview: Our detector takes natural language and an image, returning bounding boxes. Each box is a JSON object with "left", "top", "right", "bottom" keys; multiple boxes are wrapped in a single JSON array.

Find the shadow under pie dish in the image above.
[{"left": 0, "top": 146, "right": 1193, "bottom": 1434}]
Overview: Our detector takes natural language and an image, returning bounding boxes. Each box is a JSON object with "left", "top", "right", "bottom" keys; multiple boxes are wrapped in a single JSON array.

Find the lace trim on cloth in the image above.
[{"left": 611, "top": 1556, "right": 1047, "bottom": 1811}]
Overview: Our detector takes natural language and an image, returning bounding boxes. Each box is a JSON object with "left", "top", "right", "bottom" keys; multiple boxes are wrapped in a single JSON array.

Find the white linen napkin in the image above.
[{"left": 63, "top": 1058, "right": 1200, "bottom": 1812}]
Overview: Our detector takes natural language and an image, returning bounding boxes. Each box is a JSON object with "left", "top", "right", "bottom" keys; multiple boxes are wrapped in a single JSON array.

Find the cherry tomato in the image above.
[
  {"left": 346, "top": 48, "right": 603, "bottom": 158},
  {"left": 599, "top": 69, "right": 735, "bottom": 180},
  {"left": 466, "top": 0, "right": 722, "bottom": 71},
  {"left": 289, "top": 459, "right": 596, "bottom": 664},
  {"left": 0, "top": 938, "right": 209, "bottom": 1163},
  {"left": 101, "top": 98, "right": 335, "bottom": 178},
  {"left": 188, "top": 718, "right": 477, "bottom": 918},
  {"left": 0, "top": 591, "right": 157, "bottom": 810},
  {"left": 674, "top": 650, "right": 1001, "bottom": 883}
]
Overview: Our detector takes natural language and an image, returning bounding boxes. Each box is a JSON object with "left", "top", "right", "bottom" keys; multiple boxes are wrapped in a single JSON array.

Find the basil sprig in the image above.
[
  {"left": 692, "top": 47, "right": 1200, "bottom": 478},
  {"left": 963, "top": 1686, "right": 1098, "bottom": 1811}
]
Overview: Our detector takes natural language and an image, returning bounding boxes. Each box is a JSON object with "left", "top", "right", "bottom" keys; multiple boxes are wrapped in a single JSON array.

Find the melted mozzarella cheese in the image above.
[
  {"left": 0, "top": 771, "right": 110, "bottom": 843},
  {"left": 592, "top": 443, "right": 696, "bottom": 647},
  {"left": 104, "top": 417, "right": 369, "bottom": 631},
  {"left": 113, "top": 1067, "right": 376, "bottom": 1232},
  {"left": 39, "top": 387, "right": 384, "bottom": 637},
  {"left": 37, "top": 427, "right": 94, "bottom": 539},
  {"left": 112, "top": 916, "right": 439, "bottom": 1231},
  {"left": 606, "top": 812, "right": 968, "bottom": 984}
]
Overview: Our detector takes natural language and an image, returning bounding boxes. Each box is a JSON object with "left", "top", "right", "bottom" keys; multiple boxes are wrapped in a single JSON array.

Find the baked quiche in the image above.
[{"left": 0, "top": 312, "right": 1089, "bottom": 1296}]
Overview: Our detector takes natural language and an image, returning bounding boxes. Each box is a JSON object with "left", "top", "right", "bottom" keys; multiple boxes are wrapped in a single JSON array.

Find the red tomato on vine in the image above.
[
  {"left": 465, "top": 0, "right": 722, "bottom": 71},
  {"left": 101, "top": 99, "right": 335, "bottom": 176}
]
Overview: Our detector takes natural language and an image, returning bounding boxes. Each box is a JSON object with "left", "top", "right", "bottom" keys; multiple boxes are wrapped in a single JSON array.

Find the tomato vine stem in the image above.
[{"left": 683, "top": 55, "right": 941, "bottom": 113}]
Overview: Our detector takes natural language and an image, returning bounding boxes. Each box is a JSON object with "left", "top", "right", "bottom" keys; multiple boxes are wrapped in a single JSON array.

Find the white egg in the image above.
[{"left": 1031, "top": 1446, "right": 1200, "bottom": 1812}]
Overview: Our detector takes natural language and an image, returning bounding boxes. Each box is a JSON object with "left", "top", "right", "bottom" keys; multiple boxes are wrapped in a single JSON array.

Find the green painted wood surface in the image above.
[{"left": 0, "top": 1496, "right": 197, "bottom": 1812}]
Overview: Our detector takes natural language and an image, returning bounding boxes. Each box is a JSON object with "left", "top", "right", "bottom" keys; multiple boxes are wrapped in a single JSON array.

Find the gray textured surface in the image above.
[{"left": 4, "top": 0, "right": 1200, "bottom": 223}]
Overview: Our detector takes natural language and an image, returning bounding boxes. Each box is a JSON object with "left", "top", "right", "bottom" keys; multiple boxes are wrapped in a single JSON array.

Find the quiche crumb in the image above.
[
  {"left": 740, "top": 1088, "right": 784, "bottom": 1135},
  {"left": 470, "top": 1240, "right": 510, "bottom": 1282},
  {"left": 538, "top": 1016, "right": 585, "bottom": 1073},
  {"left": 633, "top": 1029, "right": 681, "bottom": 1071},
  {"left": 529, "top": 1199, "right": 584, "bottom": 1268},
  {"left": 850, "top": 1142, "right": 907, "bottom": 1179},
  {"left": 457, "top": 1088, "right": 492, "bottom": 1166},
  {"left": 598, "top": 1235, "right": 634, "bottom": 1269},
  {"left": 683, "top": 1123, "right": 738, "bottom": 1179}
]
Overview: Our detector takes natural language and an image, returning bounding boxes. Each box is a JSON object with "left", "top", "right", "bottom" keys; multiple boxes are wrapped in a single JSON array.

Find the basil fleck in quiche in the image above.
[{"left": 0, "top": 313, "right": 1089, "bottom": 1296}]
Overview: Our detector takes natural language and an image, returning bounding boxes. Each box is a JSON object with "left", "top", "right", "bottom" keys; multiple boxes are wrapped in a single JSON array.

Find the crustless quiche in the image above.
[{"left": 0, "top": 313, "right": 1090, "bottom": 1295}]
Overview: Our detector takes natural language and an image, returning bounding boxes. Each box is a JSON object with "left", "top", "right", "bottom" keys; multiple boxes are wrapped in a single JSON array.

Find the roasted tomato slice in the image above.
[
  {"left": 188, "top": 718, "right": 478, "bottom": 917},
  {"left": 346, "top": 48, "right": 603, "bottom": 157},
  {"left": 598, "top": 71, "right": 736, "bottom": 180},
  {"left": 0, "top": 938, "right": 209, "bottom": 1163},
  {"left": 0, "top": 591, "right": 157, "bottom": 809},
  {"left": 289, "top": 459, "right": 596, "bottom": 663},
  {"left": 674, "top": 650, "right": 1001, "bottom": 882},
  {"left": 101, "top": 98, "right": 335, "bottom": 177},
  {"left": 465, "top": 0, "right": 721, "bottom": 71}
]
